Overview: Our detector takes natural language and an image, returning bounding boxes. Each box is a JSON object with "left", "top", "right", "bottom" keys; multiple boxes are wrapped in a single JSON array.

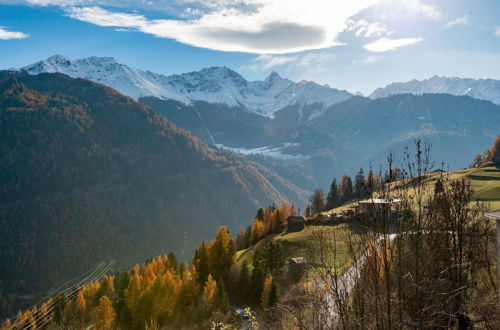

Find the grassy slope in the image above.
[
  {"left": 325, "top": 166, "right": 500, "bottom": 214},
  {"left": 234, "top": 222, "right": 367, "bottom": 274},
  {"left": 235, "top": 166, "right": 500, "bottom": 277}
]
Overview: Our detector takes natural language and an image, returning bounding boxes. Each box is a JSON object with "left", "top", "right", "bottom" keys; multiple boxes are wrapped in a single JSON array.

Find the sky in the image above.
[{"left": 0, "top": 0, "right": 499, "bottom": 94}]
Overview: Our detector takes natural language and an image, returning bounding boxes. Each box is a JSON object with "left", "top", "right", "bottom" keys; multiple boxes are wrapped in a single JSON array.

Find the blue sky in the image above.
[{"left": 0, "top": 0, "right": 499, "bottom": 94}]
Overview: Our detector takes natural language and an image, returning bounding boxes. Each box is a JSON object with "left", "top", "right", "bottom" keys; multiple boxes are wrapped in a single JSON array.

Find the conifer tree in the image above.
[
  {"left": 340, "top": 174, "right": 354, "bottom": 203},
  {"left": 92, "top": 295, "right": 116, "bottom": 330},
  {"left": 250, "top": 252, "right": 266, "bottom": 304},
  {"left": 193, "top": 242, "right": 210, "bottom": 285},
  {"left": 491, "top": 135, "right": 500, "bottom": 166},
  {"left": 365, "top": 169, "right": 376, "bottom": 195},
  {"left": 75, "top": 290, "right": 87, "bottom": 314},
  {"left": 309, "top": 189, "right": 326, "bottom": 214},
  {"left": 208, "top": 226, "right": 235, "bottom": 280},
  {"left": 238, "top": 262, "right": 251, "bottom": 303},
  {"left": 268, "top": 280, "right": 279, "bottom": 307},
  {"left": 202, "top": 274, "right": 218, "bottom": 314},
  {"left": 326, "top": 178, "right": 340, "bottom": 209},
  {"left": 260, "top": 275, "right": 273, "bottom": 309},
  {"left": 216, "top": 279, "right": 230, "bottom": 313},
  {"left": 354, "top": 168, "right": 366, "bottom": 199},
  {"left": 256, "top": 208, "right": 265, "bottom": 221},
  {"left": 251, "top": 220, "right": 265, "bottom": 245},
  {"left": 289, "top": 202, "right": 297, "bottom": 216}
]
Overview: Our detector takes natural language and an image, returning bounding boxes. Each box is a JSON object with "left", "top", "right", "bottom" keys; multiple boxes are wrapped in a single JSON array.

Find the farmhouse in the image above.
[
  {"left": 356, "top": 198, "right": 403, "bottom": 213},
  {"left": 287, "top": 216, "right": 305, "bottom": 232}
]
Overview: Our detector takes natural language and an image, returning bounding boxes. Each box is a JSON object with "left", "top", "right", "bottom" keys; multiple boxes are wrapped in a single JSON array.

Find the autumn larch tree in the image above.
[
  {"left": 491, "top": 135, "right": 500, "bottom": 166},
  {"left": 92, "top": 295, "right": 116, "bottom": 330},
  {"left": 309, "top": 189, "right": 326, "bottom": 215}
]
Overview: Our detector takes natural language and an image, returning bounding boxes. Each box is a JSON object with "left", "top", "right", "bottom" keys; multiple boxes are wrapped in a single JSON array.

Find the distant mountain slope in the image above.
[
  {"left": 142, "top": 93, "right": 500, "bottom": 192},
  {"left": 312, "top": 93, "right": 500, "bottom": 169},
  {"left": 21, "top": 55, "right": 353, "bottom": 119},
  {"left": 370, "top": 76, "right": 500, "bottom": 105},
  {"left": 0, "top": 71, "right": 307, "bottom": 317}
]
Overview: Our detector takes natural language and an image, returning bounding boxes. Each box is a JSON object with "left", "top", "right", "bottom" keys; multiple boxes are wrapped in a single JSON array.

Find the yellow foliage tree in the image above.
[
  {"left": 92, "top": 295, "right": 115, "bottom": 330},
  {"left": 75, "top": 290, "right": 87, "bottom": 314},
  {"left": 251, "top": 219, "right": 265, "bottom": 244},
  {"left": 260, "top": 274, "right": 273, "bottom": 309},
  {"left": 202, "top": 274, "right": 218, "bottom": 314}
]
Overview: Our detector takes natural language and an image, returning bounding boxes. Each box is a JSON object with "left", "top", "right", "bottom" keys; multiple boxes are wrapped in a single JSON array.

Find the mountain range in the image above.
[
  {"left": 21, "top": 55, "right": 353, "bottom": 120},
  {"left": 18, "top": 55, "right": 500, "bottom": 190},
  {"left": 370, "top": 75, "right": 500, "bottom": 105}
]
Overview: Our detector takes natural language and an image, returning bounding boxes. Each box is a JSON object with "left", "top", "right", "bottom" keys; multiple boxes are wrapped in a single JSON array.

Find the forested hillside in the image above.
[{"left": 0, "top": 71, "right": 307, "bottom": 318}]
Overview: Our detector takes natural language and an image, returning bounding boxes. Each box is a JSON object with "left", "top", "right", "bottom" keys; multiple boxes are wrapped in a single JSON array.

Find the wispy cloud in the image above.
[
  {"left": 445, "top": 16, "right": 468, "bottom": 29},
  {"left": 241, "top": 51, "right": 335, "bottom": 72},
  {"left": 65, "top": 0, "right": 383, "bottom": 54},
  {"left": 363, "top": 37, "right": 423, "bottom": 52},
  {"left": 401, "top": 0, "right": 441, "bottom": 21},
  {"left": 347, "top": 19, "right": 392, "bottom": 38},
  {"left": 495, "top": 26, "right": 500, "bottom": 37},
  {"left": 0, "top": 27, "right": 29, "bottom": 40}
]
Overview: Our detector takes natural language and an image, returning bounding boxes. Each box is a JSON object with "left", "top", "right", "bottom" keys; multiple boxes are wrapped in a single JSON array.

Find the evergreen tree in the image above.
[
  {"left": 326, "top": 178, "right": 340, "bottom": 209},
  {"left": 216, "top": 279, "right": 230, "bottom": 313},
  {"left": 236, "top": 226, "right": 249, "bottom": 250},
  {"left": 238, "top": 262, "right": 251, "bottom": 303},
  {"left": 365, "top": 169, "right": 376, "bottom": 196},
  {"left": 268, "top": 281, "right": 279, "bottom": 307},
  {"left": 256, "top": 208, "right": 265, "bottom": 221},
  {"left": 340, "top": 174, "right": 354, "bottom": 203},
  {"left": 250, "top": 252, "right": 266, "bottom": 304},
  {"left": 193, "top": 243, "right": 210, "bottom": 285},
  {"left": 166, "top": 252, "right": 179, "bottom": 272},
  {"left": 305, "top": 204, "right": 312, "bottom": 218},
  {"left": 354, "top": 168, "right": 366, "bottom": 200}
]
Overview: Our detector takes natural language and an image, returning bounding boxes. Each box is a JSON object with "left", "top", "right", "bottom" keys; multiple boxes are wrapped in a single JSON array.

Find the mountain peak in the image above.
[
  {"left": 265, "top": 71, "right": 282, "bottom": 81},
  {"left": 370, "top": 75, "right": 500, "bottom": 104}
]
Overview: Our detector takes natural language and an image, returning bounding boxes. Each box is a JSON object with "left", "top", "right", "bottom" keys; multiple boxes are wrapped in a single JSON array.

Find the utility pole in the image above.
[{"left": 485, "top": 211, "right": 500, "bottom": 301}]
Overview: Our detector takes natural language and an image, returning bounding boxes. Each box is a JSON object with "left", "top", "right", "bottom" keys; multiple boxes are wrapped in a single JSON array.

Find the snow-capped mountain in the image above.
[
  {"left": 370, "top": 75, "right": 500, "bottom": 105},
  {"left": 21, "top": 55, "right": 353, "bottom": 118}
]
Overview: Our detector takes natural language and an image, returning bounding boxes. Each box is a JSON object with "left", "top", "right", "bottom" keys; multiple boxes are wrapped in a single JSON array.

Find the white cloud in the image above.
[
  {"left": 401, "top": 0, "right": 441, "bottom": 21},
  {"left": 362, "top": 55, "right": 379, "bottom": 64},
  {"left": 363, "top": 37, "right": 423, "bottom": 52},
  {"left": 347, "top": 19, "right": 392, "bottom": 38},
  {"left": 66, "top": 7, "right": 149, "bottom": 27},
  {"left": 445, "top": 16, "right": 468, "bottom": 29},
  {"left": 241, "top": 51, "right": 335, "bottom": 72},
  {"left": 0, "top": 27, "right": 29, "bottom": 40},
  {"left": 65, "top": 0, "right": 383, "bottom": 54},
  {"left": 495, "top": 26, "right": 500, "bottom": 37}
]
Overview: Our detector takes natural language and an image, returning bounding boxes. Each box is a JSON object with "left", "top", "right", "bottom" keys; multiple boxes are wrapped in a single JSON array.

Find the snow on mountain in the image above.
[
  {"left": 21, "top": 55, "right": 353, "bottom": 118},
  {"left": 370, "top": 75, "right": 500, "bottom": 105}
]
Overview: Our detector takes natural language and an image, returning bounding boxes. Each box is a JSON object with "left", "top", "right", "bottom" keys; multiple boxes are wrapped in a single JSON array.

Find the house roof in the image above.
[
  {"left": 287, "top": 216, "right": 305, "bottom": 222},
  {"left": 358, "top": 198, "right": 403, "bottom": 204},
  {"left": 485, "top": 211, "right": 500, "bottom": 220},
  {"left": 290, "top": 257, "right": 307, "bottom": 264}
]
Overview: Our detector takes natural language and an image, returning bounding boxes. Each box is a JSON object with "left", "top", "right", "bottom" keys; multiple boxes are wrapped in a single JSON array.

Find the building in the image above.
[
  {"left": 288, "top": 257, "right": 307, "bottom": 281},
  {"left": 287, "top": 216, "right": 305, "bottom": 232},
  {"left": 357, "top": 198, "right": 403, "bottom": 213},
  {"left": 485, "top": 210, "right": 500, "bottom": 300}
]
